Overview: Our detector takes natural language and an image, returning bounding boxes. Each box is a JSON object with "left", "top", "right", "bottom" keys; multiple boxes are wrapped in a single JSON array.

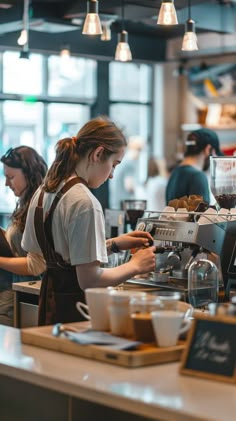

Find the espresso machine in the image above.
[
  {"left": 126, "top": 156, "right": 236, "bottom": 299},
  {"left": 126, "top": 211, "right": 236, "bottom": 300}
]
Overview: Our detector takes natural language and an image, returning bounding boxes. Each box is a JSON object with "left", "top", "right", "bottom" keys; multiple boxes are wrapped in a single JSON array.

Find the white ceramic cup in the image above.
[
  {"left": 151, "top": 310, "right": 191, "bottom": 347},
  {"left": 76, "top": 287, "right": 111, "bottom": 331},
  {"left": 108, "top": 290, "right": 146, "bottom": 337}
]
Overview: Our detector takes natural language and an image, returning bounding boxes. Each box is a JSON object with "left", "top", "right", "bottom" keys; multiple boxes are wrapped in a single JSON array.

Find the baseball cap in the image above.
[{"left": 185, "top": 128, "right": 224, "bottom": 156}]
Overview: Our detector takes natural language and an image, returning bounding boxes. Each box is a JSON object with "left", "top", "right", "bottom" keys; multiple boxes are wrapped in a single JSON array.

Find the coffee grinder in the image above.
[{"left": 121, "top": 199, "right": 147, "bottom": 232}]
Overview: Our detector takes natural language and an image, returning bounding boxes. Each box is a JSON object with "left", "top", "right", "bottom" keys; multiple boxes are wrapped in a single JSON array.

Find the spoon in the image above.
[{"left": 52, "top": 323, "right": 80, "bottom": 337}]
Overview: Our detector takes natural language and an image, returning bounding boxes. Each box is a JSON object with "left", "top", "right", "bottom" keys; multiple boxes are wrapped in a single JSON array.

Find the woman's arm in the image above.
[
  {"left": 0, "top": 252, "right": 46, "bottom": 276},
  {"left": 76, "top": 245, "right": 156, "bottom": 289},
  {"left": 0, "top": 256, "right": 30, "bottom": 276}
]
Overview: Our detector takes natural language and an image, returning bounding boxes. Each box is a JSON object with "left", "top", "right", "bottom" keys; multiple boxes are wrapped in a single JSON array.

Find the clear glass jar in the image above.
[
  {"left": 210, "top": 156, "right": 236, "bottom": 209},
  {"left": 188, "top": 259, "right": 219, "bottom": 309}
]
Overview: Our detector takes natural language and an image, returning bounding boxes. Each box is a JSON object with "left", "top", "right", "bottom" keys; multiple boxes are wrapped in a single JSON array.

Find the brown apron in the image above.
[{"left": 34, "top": 177, "right": 86, "bottom": 326}]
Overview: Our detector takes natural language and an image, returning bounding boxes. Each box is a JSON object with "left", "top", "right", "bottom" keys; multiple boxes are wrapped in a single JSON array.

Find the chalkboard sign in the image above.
[{"left": 180, "top": 314, "right": 236, "bottom": 383}]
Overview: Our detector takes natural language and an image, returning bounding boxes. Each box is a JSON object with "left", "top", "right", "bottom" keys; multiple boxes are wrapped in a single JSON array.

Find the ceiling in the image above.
[{"left": 0, "top": 0, "right": 235, "bottom": 61}]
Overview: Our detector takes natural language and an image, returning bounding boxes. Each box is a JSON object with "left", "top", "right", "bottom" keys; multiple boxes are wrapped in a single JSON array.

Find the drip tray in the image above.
[{"left": 126, "top": 276, "right": 188, "bottom": 300}]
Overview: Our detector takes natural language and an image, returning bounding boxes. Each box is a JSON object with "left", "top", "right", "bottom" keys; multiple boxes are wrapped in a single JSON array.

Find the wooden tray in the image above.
[{"left": 21, "top": 322, "right": 186, "bottom": 368}]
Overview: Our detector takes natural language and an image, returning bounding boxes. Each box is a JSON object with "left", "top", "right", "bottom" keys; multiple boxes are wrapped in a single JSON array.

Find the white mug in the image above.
[
  {"left": 108, "top": 290, "right": 146, "bottom": 337},
  {"left": 76, "top": 287, "right": 111, "bottom": 331},
  {"left": 151, "top": 310, "right": 191, "bottom": 347}
]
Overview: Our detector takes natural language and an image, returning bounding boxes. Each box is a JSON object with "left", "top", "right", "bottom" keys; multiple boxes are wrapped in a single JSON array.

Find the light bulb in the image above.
[
  {"left": 181, "top": 19, "right": 198, "bottom": 51},
  {"left": 157, "top": 0, "right": 178, "bottom": 25},
  {"left": 82, "top": 1, "right": 102, "bottom": 35},
  {"left": 115, "top": 31, "right": 132, "bottom": 62},
  {"left": 17, "top": 29, "right": 28, "bottom": 46},
  {"left": 60, "top": 47, "right": 71, "bottom": 59}
]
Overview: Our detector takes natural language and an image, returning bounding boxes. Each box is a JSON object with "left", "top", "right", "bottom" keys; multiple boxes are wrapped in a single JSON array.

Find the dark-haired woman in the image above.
[
  {"left": 22, "top": 116, "right": 156, "bottom": 325},
  {"left": 0, "top": 146, "right": 47, "bottom": 325}
]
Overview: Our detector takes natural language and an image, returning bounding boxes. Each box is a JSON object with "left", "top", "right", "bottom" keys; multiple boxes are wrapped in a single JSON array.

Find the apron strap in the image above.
[
  {"left": 45, "top": 177, "right": 88, "bottom": 251},
  {"left": 34, "top": 176, "right": 88, "bottom": 263}
]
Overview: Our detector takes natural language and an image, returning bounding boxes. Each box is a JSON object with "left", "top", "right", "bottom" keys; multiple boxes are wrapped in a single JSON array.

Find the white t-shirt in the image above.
[{"left": 22, "top": 181, "right": 108, "bottom": 266}]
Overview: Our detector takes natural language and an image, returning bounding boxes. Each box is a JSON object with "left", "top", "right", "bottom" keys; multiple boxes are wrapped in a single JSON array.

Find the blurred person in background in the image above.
[
  {"left": 166, "top": 128, "right": 224, "bottom": 205},
  {"left": 0, "top": 146, "right": 47, "bottom": 325},
  {"left": 136, "top": 157, "right": 169, "bottom": 212},
  {"left": 109, "top": 135, "right": 145, "bottom": 209}
]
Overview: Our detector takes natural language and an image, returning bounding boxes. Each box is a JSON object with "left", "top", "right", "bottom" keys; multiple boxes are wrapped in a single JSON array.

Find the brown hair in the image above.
[
  {"left": 1, "top": 146, "right": 47, "bottom": 232},
  {"left": 44, "top": 115, "right": 127, "bottom": 192},
  {"left": 147, "top": 157, "right": 160, "bottom": 178}
]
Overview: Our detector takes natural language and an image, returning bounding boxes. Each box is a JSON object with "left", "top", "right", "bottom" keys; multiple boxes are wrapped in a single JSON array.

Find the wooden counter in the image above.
[{"left": 0, "top": 324, "right": 236, "bottom": 421}]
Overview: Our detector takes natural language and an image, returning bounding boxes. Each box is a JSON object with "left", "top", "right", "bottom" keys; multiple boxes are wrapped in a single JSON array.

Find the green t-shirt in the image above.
[{"left": 166, "top": 165, "right": 210, "bottom": 204}]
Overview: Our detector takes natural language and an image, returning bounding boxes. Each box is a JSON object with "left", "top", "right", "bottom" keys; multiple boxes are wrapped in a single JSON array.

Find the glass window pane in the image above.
[
  {"left": 47, "top": 103, "right": 90, "bottom": 165},
  {"left": 109, "top": 62, "right": 152, "bottom": 102},
  {"left": 3, "top": 51, "right": 43, "bottom": 95},
  {"left": 109, "top": 104, "right": 151, "bottom": 196},
  {"left": 0, "top": 100, "right": 44, "bottom": 213},
  {"left": 48, "top": 55, "right": 97, "bottom": 98},
  {"left": 110, "top": 104, "right": 151, "bottom": 139}
]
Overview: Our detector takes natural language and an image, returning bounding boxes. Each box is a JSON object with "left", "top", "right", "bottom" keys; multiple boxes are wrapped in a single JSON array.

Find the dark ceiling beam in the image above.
[{"left": 0, "top": 29, "right": 167, "bottom": 62}]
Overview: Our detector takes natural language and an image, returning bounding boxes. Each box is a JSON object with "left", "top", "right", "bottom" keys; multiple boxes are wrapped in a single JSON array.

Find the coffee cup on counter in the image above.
[
  {"left": 108, "top": 290, "right": 146, "bottom": 337},
  {"left": 151, "top": 310, "right": 191, "bottom": 347},
  {"left": 155, "top": 291, "right": 181, "bottom": 311},
  {"left": 130, "top": 295, "right": 162, "bottom": 343},
  {"left": 76, "top": 287, "right": 112, "bottom": 331}
]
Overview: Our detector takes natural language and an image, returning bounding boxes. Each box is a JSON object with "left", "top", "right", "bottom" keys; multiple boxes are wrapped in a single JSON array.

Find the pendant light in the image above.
[
  {"left": 101, "top": 21, "right": 112, "bottom": 41},
  {"left": 60, "top": 45, "right": 71, "bottom": 60},
  {"left": 181, "top": 0, "right": 198, "bottom": 51},
  {"left": 82, "top": 0, "right": 102, "bottom": 35},
  {"left": 17, "top": 0, "right": 29, "bottom": 45},
  {"left": 115, "top": 0, "right": 132, "bottom": 62},
  {"left": 157, "top": 0, "right": 178, "bottom": 25}
]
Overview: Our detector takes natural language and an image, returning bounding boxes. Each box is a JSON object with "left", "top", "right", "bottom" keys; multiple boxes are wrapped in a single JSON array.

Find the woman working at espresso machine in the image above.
[{"left": 22, "top": 116, "right": 156, "bottom": 325}]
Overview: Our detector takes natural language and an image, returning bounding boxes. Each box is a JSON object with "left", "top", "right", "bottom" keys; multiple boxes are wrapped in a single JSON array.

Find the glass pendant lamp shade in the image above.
[
  {"left": 115, "top": 30, "right": 132, "bottom": 62},
  {"left": 157, "top": 0, "right": 178, "bottom": 25},
  {"left": 181, "top": 19, "right": 198, "bottom": 51},
  {"left": 101, "top": 22, "right": 112, "bottom": 41},
  {"left": 82, "top": 0, "right": 102, "bottom": 35}
]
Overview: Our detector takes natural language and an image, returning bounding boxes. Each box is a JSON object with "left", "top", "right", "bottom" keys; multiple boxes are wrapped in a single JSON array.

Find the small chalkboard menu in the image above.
[{"left": 180, "top": 314, "right": 236, "bottom": 383}]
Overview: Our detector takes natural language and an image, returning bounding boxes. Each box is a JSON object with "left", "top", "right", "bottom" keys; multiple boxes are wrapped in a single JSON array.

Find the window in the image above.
[
  {"left": 3, "top": 51, "right": 43, "bottom": 95},
  {"left": 47, "top": 103, "right": 90, "bottom": 165},
  {"left": 48, "top": 55, "right": 97, "bottom": 98},
  {"left": 0, "top": 51, "right": 96, "bottom": 214},
  {"left": 0, "top": 100, "right": 44, "bottom": 213},
  {"left": 110, "top": 104, "right": 151, "bottom": 139},
  {"left": 109, "top": 62, "right": 153, "bottom": 209},
  {"left": 110, "top": 62, "right": 152, "bottom": 102}
]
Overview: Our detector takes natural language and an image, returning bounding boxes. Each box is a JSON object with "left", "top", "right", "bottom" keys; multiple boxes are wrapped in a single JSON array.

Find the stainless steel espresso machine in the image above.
[{"left": 126, "top": 211, "right": 236, "bottom": 301}]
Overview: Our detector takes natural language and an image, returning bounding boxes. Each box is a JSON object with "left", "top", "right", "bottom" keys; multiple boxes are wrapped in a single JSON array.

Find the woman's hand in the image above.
[
  {"left": 112, "top": 231, "right": 153, "bottom": 251},
  {"left": 129, "top": 245, "right": 156, "bottom": 274}
]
